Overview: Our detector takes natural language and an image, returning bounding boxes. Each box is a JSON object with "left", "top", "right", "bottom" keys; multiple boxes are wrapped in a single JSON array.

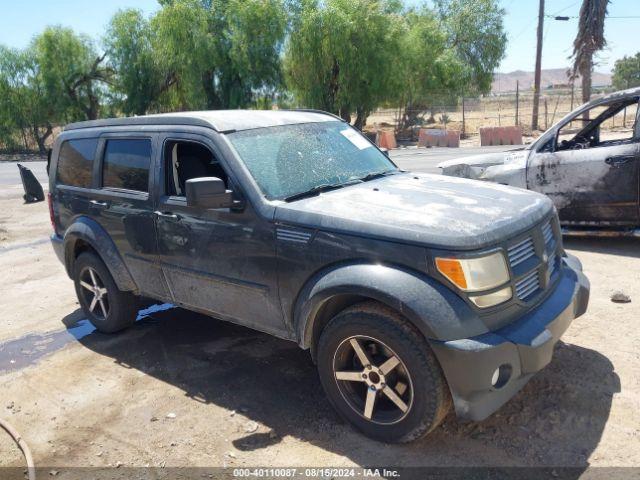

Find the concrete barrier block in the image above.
[
  {"left": 480, "top": 126, "right": 523, "bottom": 146},
  {"left": 508, "top": 126, "right": 523, "bottom": 145},
  {"left": 417, "top": 129, "right": 429, "bottom": 147},
  {"left": 376, "top": 130, "right": 397, "bottom": 150},
  {"left": 479, "top": 127, "right": 492, "bottom": 146},
  {"left": 418, "top": 128, "right": 459, "bottom": 148},
  {"left": 446, "top": 130, "right": 460, "bottom": 148}
]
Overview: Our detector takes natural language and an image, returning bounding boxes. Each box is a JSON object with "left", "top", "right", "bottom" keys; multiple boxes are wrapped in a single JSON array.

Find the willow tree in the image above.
[
  {"left": 284, "top": 0, "right": 403, "bottom": 130},
  {"left": 394, "top": 8, "right": 462, "bottom": 131},
  {"left": 149, "top": 0, "right": 287, "bottom": 110},
  {"left": 150, "top": 0, "right": 214, "bottom": 110},
  {"left": 0, "top": 29, "right": 108, "bottom": 153},
  {"left": 33, "top": 26, "right": 112, "bottom": 120},
  {"left": 104, "top": 9, "right": 175, "bottom": 115},
  {"left": 571, "top": 0, "right": 609, "bottom": 103},
  {"left": 393, "top": 0, "right": 505, "bottom": 132},
  {"left": 0, "top": 46, "right": 55, "bottom": 152}
]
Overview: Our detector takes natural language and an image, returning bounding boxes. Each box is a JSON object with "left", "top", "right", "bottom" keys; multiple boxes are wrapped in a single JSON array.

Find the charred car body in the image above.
[
  {"left": 49, "top": 110, "right": 589, "bottom": 442},
  {"left": 439, "top": 87, "right": 640, "bottom": 236}
]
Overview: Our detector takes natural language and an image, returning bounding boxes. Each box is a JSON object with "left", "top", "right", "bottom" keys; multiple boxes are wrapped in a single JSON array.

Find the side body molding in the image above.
[
  {"left": 62, "top": 216, "right": 138, "bottom": 292},
  {"left": 294, "top": 263, "right": 489, "bottom": 349}
]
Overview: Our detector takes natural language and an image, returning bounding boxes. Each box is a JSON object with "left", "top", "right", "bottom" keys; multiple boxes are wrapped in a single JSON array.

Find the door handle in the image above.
[
  {"left": 605, "top": 155, "right": 634, "bottom": 168},
  {"left": 154, "top": 211, "right": 180, "bottom": 220},
  {"left": 89, "top": 200, "right": 108, "bottom": 208}
]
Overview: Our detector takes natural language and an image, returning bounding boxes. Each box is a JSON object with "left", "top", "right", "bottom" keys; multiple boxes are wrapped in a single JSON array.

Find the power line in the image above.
[
  {"left": 546, "top": 15, "right": 640, "bottom": 19},
  {"left": 549, "top": 0, "right": 579, "bottom": 16}
]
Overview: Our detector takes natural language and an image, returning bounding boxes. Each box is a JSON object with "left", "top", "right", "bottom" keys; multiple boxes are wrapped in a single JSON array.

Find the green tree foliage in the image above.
[
  {"left": 104, "top": 9, "right": 172, "bottom": 115},
  {"left": 435, "top": 0, "right": 506, "bottom": 95},
  {"left": 149, "top": 0, "right": 287, "bottom": 110},
  {"left": 285, "top": 0, "right": 506, "bottom": 130},
  {"left": 0, "top": 47, "right": 27, "bottom": 150},
  {"left": 0, "top": 45, "right": 60, "bottom": 153},
  {"left": 33, "top": 26, "right": 112, "bottom": 120},
  {"left": 395, "top": 8, "right": 462, "bottom": 129},
  {"left": 210, "top": 0, "right": 288, "bottom": 108},
  {"left": 612, "top": 53, "right": 640, "bottom": 90},
  {"left": 151, "top": 0, "right": 214, "bottom": 110},
  {"left": 285, "top": 0, "right": 403, "bottom": 129},
  {"left": 0, "top": 27, "right": 112, "bottom": 152},
  {"left": 395, "top": 0, "right": 506, "bottom": 130},
  {"left": 1, "top": 0, "right": 509, "bottom": 150}
]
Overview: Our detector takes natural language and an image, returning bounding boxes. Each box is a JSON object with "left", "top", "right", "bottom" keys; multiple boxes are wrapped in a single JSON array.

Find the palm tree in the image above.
[{"left": 571, "top": 0, "right": 609, "bottom": 104}]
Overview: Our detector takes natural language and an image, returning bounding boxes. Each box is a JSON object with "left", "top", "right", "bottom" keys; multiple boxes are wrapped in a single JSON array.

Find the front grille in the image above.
[
  {"left": 548, "top": 251, "right": 557, "bottom": 277},
  {"left": 507, "top": 216, "right": 560, "bottom": 302},
  {"left": 542, "top": 220, "right": 554, "bottom": 245},
  {"left": 515, "top": 270, "right": 540, "bottom": 300},
  {"left": 542, "top": 219, "right": 557, "bottom": 254},
  {"left": 507, "top": 236, "right": 535, "bottom": 267}
]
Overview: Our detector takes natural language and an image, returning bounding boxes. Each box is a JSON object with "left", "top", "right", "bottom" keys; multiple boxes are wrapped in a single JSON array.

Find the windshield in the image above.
[{"left": 227, "top": 121, "right": 397, "bottom": 200}]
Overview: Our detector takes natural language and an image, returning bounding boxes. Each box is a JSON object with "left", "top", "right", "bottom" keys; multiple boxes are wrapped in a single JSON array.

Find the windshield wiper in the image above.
[
  {"left": 283, "top": 171, "right": 397, "bottom": 202},
  {"left": 284, "top": 182, "right": 348, "bottom": 202},
  {"left": 283, "top": 177, "right": 365, "bottom": 202},
  {"left": 357, "top": 170, "right": 398, "bottom": 182}
]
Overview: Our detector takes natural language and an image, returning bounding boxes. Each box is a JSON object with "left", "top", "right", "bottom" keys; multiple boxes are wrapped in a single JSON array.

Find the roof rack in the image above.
[
  {"left": 63, "top": 116, "right": 216, "bottom": 132},
  {"left": 285, "top": 109, "right": 346, "bottom": 122}
]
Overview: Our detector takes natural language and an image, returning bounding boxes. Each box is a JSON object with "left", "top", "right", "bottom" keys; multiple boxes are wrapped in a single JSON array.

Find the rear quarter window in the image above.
[
  {"left": 56, "top": 138, "right": 98, "bottom": 188},
  {"left": 102, "top": 139, "right": 152, "bottom": 192}
]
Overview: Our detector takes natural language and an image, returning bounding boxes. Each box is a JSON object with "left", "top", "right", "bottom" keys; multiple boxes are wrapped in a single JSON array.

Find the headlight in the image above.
[{"left": 435, "top": 251, "right": 510, "bottom": 294}]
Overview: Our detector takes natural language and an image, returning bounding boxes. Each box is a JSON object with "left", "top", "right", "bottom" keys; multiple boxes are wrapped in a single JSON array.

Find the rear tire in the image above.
[
  {"left": 73, "top": 251, "right": 139, "bottom": 333},
  {"left": 317, "top": 301, "right": 450, "bottom": 443}
]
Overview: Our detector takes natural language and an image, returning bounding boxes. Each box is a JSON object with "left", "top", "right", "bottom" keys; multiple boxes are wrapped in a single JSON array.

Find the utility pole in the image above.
[
  {"left": 515, "top": 80, "right": 520, "bottom": 126},
  {"left": 531, "top": 0, "right": 544, "bottom": 131}
]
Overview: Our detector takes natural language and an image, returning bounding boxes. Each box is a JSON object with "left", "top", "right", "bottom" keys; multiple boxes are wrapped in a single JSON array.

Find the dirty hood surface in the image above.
[{"left": 275, "top": 172, "right": 553, "bottom": 250}]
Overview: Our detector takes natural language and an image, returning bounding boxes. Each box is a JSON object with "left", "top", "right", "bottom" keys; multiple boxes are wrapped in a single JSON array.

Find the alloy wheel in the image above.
[
  {"left": 79, "top": 267, "right": 109, "bottom": 320},
  {"left": 333, "top": 335, "right": 413, "bottom": 425}
]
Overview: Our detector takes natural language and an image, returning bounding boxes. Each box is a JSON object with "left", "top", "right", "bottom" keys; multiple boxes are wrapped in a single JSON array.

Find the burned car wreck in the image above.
[{"left": 439, "top": 87, "right": 640, "bottom": 236}]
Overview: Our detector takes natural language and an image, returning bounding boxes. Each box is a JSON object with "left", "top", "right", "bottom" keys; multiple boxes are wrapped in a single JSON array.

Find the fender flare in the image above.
[
  {"left": 62, "top": 216, "right": 138, "bottom": 292},
  {"left": 294, "top": 263, "right": 488, "bottom": 350}
]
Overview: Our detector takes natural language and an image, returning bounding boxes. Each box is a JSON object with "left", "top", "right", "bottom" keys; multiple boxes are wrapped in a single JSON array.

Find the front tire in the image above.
[
  {"left": 317, "top": 301, "right": 450, "bottom": 443},
  {"left": 73, "top": 251, "right": 139, "bottom": 333}
]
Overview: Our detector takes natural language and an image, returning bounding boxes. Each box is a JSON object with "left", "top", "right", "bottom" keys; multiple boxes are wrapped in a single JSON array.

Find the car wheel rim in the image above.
[
  {"left": 79, "top": 267, "right": 109, "bottom": 320},
  {"left": 333, "top": 335, "right": 413, "bottom": 425}
]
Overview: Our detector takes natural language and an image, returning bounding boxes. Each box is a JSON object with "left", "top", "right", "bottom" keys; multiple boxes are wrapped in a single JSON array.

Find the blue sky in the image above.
[{"left": 0, "top": 0, "right": 637, "bottom": 74}]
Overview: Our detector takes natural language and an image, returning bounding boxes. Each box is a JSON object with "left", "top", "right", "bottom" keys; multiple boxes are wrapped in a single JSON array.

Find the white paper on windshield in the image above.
[{"left": 340, "top": 128, "right": 372, "bottom": 150}]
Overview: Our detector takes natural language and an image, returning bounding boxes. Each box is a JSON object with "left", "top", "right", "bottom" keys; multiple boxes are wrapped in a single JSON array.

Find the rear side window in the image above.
[
  {"left": 102, "top": 139, "right": 152, "bottom": 192},
  {"left": 56, "top": 138, "right": 98, "bottom": 188}
]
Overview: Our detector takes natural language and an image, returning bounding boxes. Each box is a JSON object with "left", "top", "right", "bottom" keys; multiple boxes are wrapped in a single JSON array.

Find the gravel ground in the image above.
[{"left": 0, "top": 168, "right": 638, "bottom": 475}]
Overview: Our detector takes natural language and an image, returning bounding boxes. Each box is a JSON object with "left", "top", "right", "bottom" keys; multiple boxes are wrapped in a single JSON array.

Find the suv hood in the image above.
[{"left": 275, "top": 172, "right": 552, "bottom": 250}]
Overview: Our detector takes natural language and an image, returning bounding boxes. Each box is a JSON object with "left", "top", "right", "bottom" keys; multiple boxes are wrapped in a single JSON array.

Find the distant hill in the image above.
[{"left": 492, "top": 68, "right": 612, "bottom": 93}]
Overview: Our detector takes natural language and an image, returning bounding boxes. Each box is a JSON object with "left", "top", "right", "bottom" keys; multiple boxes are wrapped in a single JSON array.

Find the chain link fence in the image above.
[{"left": 368, "top": 88, "right": 633, "bottom": 142}]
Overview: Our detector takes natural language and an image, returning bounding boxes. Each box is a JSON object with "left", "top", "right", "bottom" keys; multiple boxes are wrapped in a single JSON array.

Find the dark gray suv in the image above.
[{"left": 48, "top": 110, "right": 590, "bottom": 443}]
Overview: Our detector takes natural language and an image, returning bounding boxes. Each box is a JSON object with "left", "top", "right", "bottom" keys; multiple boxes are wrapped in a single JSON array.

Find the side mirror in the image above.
[{"left": 185, "top": 177, "right": 234, "bottom": 209}]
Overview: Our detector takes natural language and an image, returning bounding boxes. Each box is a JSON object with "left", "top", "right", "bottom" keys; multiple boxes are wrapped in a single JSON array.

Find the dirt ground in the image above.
[{"left": 0, "top": 171, "right": 639, "bottom": 475}]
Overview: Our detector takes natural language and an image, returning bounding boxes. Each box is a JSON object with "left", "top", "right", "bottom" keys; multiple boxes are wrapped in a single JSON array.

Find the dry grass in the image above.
[{"left": 368, "top": 92, "right": 637, "bottom": 143}]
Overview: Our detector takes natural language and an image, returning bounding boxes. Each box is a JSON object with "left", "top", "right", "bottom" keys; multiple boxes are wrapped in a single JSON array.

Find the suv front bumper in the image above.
[{"left": 429, "top": 253, "right": 590, "bottom": 421}]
